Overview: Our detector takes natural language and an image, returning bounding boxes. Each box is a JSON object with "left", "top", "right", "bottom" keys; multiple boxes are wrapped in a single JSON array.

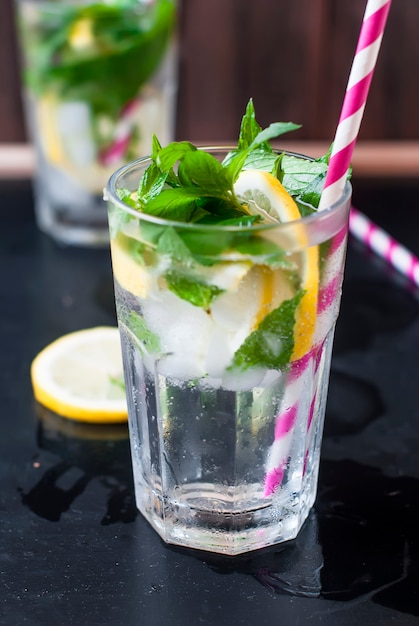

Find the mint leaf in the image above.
[
  {"left": 181, "top": 150, "right": 232, "bottom": 195},
  {"left": 238, "top": 98, "right": 263, "bottom": 150},
  {"left": 251, "top": 122, "right": 301, "bottom": 148},
  {"left": 143, "top": 187, "right": 202, "bottom": 221},
  {"left": 129, "top": 311, "right": 160, "bottom": 354},
  {"left": 228, "top": 291, "right": 304, "bottom": 371},
  {"left": 116, "top": 187, "right": 137, "bottom": 208},
  {"left": 242, "top": 149, "right": 279, "bottom": 173},
  {"left": 156, "top": 227, "right": 195, "bottom": 265},
  {"left": 180, "top": 228, "right": 235, "bottom": 258},
  {"left": 278, "top": 154, "right": 328, "bottom": 197},
  {"left": 138, "top": 163, "right": 170, "bottom": 203},
  {"left": 228, "top": 99, "right": 300, "bottom": 183},
  {"left": 298, "top": 174, "right": 327, "bottom": 210},
  {"left": 165, "top": 271, "right": 224, "bottom": 308},
  {"left": 156, "top": 141, "right": 197, "bottom": 171},
  {"left": 193, "top": 198, "right": 254, "bottom": 223},
  {"left": 232, "top": 236, "right": 295, "bottom": 270},
  {"left": 137, "top": 220, "right": 166, "bottom": 247}
]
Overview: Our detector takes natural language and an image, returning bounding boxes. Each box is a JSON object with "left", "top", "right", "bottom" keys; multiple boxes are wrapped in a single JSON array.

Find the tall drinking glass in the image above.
[
  {"left": 106, "top": 149, "right": 351, "bottom": 555},
  {"left": 15, "top": 0, "right": 177, "bottom": 246}
]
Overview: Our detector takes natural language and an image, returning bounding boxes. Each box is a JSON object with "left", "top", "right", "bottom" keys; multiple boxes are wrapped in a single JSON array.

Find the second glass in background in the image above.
[{"left": 15, "top": 0, "right": 178, "bottom": 246}]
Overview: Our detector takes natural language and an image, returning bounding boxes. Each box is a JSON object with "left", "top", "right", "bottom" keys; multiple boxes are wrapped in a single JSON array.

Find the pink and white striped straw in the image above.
[
  {"left": 318, "top": 0, "right": 393, "bottom": 211},
  {"left": 263, "top": 0, "right": 394, "bottom": 499},
  {"left": 317, "top": 0, "right": 419, "bottom": 288},
  {"left": 99, "top": 98, "right": 141, "bottom": 167},
  {"left": 350, "top": 208, "right": 419, "bottom": 287}
]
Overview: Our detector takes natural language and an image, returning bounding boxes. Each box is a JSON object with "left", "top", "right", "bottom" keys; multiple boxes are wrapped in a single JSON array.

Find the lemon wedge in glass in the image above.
[{"left": 234, "top": 169, "right": 319, "bottom": 361}]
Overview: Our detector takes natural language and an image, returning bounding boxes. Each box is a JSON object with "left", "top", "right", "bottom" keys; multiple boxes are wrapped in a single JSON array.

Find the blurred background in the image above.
[{"left": 1, "top": 0, "right": 419, "bottom": 178}]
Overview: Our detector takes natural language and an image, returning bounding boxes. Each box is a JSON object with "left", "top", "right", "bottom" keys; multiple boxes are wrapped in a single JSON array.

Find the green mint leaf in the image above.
[
  {"left": 138, "top": 163, "right": 169, "bottom": 202},
  {"left": 228, "top": 291, "right": 304, "bottom": 371},
  {"left": 237, "top": 98, "right": 300, "bottom": 150},
  {"left": 224, "top": 150, "right": 252, "bottom": 185},
  {"left": 278, "top": 154, "right": 328, "bottom": 197},
  {"left": 181, "top": 150, "right": 232, "bottom": 195},
  {"left": 143, "top": 187, "right": 202, "bottom": 221},
  {"left": 210, "top": 215, "right": 261, "bottom": 227},
  {"left": 148, "top": 217, "right": 251, "bottom": 265},
  {"left": 237, "top": 98, "right": 263, "bottom": 150},
  {"left": 232, "top": 236, "right": 295, "bottom": 270},
  {"left": 156, "top": 227, "right": 195, "bottom": 265},
  {"left": 242, "top": 149, "right": 279, "bottom": 172},
  {"left": 137, "top": 220, "right": 166, "bottom": 248},
  {"left": 192, "top": 197, "right": 246, "bottom": 221},
  {"left": 129, "top": 311, "right": 160, "bottom": 354},
  {"left": 151, "top": 133, "right": 162, "bottom": 159},
  {"left": 156, "top": 141, "right": 197, "bottom": 171},
  {"left": 165, "top": 271, "right": 224, "bottom": 308},
  {"left": 298, "top": 174, "right": 327, "bottom": 210},
  {"left": 230, "top": 99, "right": 300, "bottom": 183},
  {"left": 116, "top": 187, "right": 137, "bottom": 208},
  {"left": 180, "top": 228, "right": 234, "bottom": 258},
  {"left": 251, "top": 122, "right": 301, "bottom": 148},
  {"left": 178, "top": 159, "right": 194, "bottom": 187}
]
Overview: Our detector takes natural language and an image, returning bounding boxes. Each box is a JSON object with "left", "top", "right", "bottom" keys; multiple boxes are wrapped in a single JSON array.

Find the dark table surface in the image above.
[{"left": 2, "top": 178, "right": 419, "bottom": 625}]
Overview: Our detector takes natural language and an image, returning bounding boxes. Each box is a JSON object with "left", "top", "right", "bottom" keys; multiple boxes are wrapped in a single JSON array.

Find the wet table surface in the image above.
[{"left": 1, "top": 179, "right": 419, "bottom": 625}]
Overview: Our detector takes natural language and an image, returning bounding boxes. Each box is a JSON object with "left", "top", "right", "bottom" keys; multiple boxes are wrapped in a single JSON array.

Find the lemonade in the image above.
[
  {"left": 106, "top": 101, "right": 351, "bottom": 554},
  {"left": 15, "top": 0, "right": 177, "bottom": 245}
]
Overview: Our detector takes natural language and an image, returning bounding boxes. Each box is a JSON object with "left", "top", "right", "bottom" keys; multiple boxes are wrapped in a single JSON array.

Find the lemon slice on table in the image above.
[
  {"left": 234, "top": 169, "right": 319, "bottom": 361},
  {"left": 30, "top": 327, "right": 128, "bottom": 423}
]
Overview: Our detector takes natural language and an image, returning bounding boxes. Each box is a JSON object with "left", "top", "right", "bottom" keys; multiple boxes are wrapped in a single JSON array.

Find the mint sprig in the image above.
[
  {"left": 136, "top": 98, "right": 302, "bottom": 221},
  {"left": 116, "top": 101, "right": 342, "bottom": 316},
  {"left": 134, "top": 98, "right": 343, "bottom": 218}
]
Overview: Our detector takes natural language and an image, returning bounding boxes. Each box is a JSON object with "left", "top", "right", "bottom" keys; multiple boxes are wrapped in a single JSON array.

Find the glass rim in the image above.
[{"left": 105, "top": 146, "right": 352, "bottom": 233}]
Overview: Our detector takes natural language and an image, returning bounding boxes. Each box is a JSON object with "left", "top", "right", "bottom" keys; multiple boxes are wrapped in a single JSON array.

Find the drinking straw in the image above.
[
  {"left": 264, "top": 0, "right": 393, "bottom": 497},
  {"left": 318, "top": 0, "right": 419, "bottom": 290},
  {"left": 350, "top": 207, "right": 419, "bottom": 287},
  {"left": 99, "top": 98, "right": 140, "bottom": 166},
  {"left": 318, "top": 0, "right": 393, "bottom": 211}
]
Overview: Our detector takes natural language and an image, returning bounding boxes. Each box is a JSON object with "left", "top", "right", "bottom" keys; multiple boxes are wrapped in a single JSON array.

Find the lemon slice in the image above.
[
  {"left": 234, "top": 169, "right": 302, "bottom": 223},
  {"left": 30, "top": 327, "right": 128, "bottom": 423},
  {"left": 234, "top": 169, "right": 319, "bottom": 361},
  {"left": 69, "top": 18, "right": 94, "bottom": 50},
  {"left": 293, "top": 245, "right": 319, "bottom": 360},
  {"left": 37, "top": 94, "right": 67, "bottom": 167},
  {"left": 110, "top": 237, "right": 153, "bottom": 298}
]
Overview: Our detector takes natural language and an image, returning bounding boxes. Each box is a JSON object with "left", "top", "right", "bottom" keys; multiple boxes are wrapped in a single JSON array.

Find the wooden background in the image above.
[{"left": 1, "top": 0, "right": 419, "bottom": 146}]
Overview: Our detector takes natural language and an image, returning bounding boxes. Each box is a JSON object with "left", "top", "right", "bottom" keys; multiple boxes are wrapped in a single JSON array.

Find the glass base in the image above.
[{"left": 134, "top": 474, "right": 318, "bottom": 556}]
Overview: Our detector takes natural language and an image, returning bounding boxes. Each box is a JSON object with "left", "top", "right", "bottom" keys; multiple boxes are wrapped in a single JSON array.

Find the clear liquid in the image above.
[{"left": 118, "top": 305, "right": 335, "bottom": 555}]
